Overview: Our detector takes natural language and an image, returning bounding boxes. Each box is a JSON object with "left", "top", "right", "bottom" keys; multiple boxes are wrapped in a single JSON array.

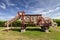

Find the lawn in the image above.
[{"left": 0, "top": 27, "right": 60, "bottom": 40}]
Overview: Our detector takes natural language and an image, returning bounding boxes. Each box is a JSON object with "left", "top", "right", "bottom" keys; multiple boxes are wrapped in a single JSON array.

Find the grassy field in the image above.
[{"left": 0, "top": 27, "right": 60, "bottom": 40}]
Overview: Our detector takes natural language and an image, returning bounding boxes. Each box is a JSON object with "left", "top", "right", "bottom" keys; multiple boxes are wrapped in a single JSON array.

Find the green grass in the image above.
[{"left": 0, "top": 27, "right": 60, "bottom": 40}]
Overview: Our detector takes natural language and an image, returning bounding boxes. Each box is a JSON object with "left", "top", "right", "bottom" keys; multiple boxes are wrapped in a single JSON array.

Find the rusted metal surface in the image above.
[{"left": 5, "top": 11, "right": 56, "bottom": 32}]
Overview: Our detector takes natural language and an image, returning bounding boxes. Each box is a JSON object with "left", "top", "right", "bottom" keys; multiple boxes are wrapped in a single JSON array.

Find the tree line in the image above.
[{"left": 0, "top": 19, "right": 60, "bottom": 27}]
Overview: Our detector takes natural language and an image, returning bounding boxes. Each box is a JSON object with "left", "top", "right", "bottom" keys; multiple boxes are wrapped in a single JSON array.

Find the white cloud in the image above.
[
  {"left": 0, "top": 3, "right": 6, "bottom": 9},
  {"left": 41, "top": 7, "right": 60, "bottom": 14},
  {"left": 0, "top": 0, "right": 60, "bottom": 20},
  {"left": 0, "top": 16, "right": 15, "bottom": 20},
  {"left": 53, "top": 16, "right": 60, "bottom": 19},
  {"left": 5, "top": 0, "right": 16, "bottom": 6},
  {"left": 40, "top": 10, "right": 54, "bottom": 14},
  {"left": 46, "top": 7, "right": 60, "bottom": 13},
  {"left": 0, "top": 12, "right": 15, "bottom": 20},
  {"left": 53, "top": 13, "right": 60, "bottom": 16},
  {"left": 16, "top": 7, "right": 20, "bottom": 10},
  {"left": 9, "top": 3, "right": 15, "bottom": 6},
  {"left": 55, "top": 7, "right": 60, "bottom": 10},
  {"left": 27, "top": 6, "right": 60, "bottom": 15},
  {"left": 26, "top": 6, "right": 60, "bottom": 19},
  {"left": 48, "top": 12, "right": 60, "bottom": 19}
]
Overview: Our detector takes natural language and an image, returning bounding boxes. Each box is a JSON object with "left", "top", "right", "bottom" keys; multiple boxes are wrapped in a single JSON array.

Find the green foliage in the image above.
[
  {"left": 0, "top": 19, "right": 60, "bottom": 27},
  {"left": 12, "top": 21, "right": 21, "bottom": 27},
  {"left": 0, "top": 20, "right": 36, "bottom": 27},
  {"left": 53, "top": 19, "right": 60, "bottom": 26},
  {"left": 0, "top": 20, "right": 21, "bottom": 27},
  {"left": 0, "top": 21, "right": 6, "bottom": 27}
]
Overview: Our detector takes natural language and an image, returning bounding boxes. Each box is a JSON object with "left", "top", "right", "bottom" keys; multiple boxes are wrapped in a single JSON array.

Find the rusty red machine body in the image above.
[{"left": 5, "top": 11, "right": 53, "bottom": 32}]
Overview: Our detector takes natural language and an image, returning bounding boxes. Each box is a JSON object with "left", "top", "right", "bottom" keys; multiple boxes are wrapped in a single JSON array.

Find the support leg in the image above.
[
  {"left": 41, "top": 26, "right": 50, "bottom": 32},
  {"left": 41, "top": 26, "right": 46, "bottom": 32},
  {"left": 6, "top": 24, "right": 10, "bottom": 31},
  {"left": 21, "top": 24, "right": 26, "bottom": 32},
  {"left": 45, "top": 27, "right": 49, "bottom": 33}
]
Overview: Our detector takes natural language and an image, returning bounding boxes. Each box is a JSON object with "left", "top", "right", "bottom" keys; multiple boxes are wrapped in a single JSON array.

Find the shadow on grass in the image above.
[
  {"left": 26, "top": 28, "right": 44, "bottom": 32},
  {"left": 10, "top": 29, "right": 20, "bottom": 32},
  {"left": 10, "top": 28, "right": 44, "bottom": 32}
]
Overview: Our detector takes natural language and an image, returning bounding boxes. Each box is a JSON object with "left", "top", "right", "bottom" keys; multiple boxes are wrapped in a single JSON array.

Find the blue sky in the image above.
[{"left": 0, "top": 0, "right": 60, "bottom": 20}]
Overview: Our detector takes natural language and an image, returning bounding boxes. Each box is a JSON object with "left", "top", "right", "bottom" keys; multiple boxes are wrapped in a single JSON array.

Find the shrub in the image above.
[
  {"left": 53, "top": 19, "right": 60, "bottom": 26},
  {"left": 0, "top": 19, "right": 60, "bottom": 27}
]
